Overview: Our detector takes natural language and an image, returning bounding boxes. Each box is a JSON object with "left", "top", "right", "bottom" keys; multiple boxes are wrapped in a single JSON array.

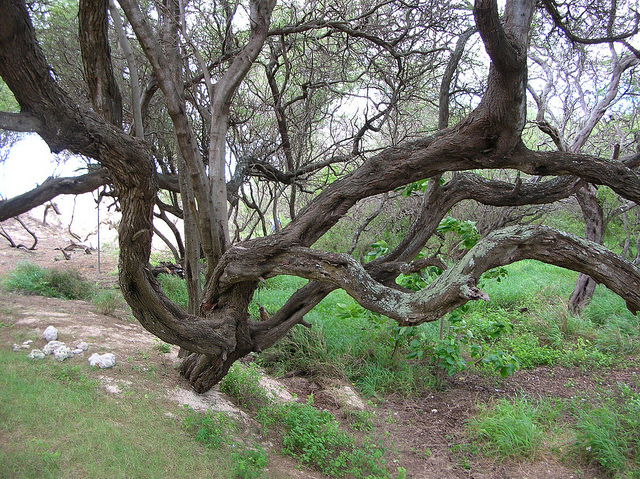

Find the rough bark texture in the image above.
[{"left": 78, "top": 0, "right": 123, "bottom": 126}]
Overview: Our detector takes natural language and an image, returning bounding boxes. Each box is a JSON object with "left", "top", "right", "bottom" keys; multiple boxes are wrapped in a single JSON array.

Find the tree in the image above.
[{"left": 1, "top": 0, "right": 639, "bottom": 392}]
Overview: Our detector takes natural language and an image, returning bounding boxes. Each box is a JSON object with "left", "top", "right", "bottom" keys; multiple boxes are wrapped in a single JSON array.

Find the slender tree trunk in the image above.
[
  {"left": 178, "top": 154, "right": 202, "bottom": 316},
  {"left": 569, "top": 184, "right": 603, "bottom": 312}
]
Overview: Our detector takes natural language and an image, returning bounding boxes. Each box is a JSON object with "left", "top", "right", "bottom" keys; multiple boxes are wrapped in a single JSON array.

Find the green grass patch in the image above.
[
  {"left": 0, "top": 350, "right": 236, "bottom": 478},
  {"left": 220, "top": 363, "right": 271, "bottom": 411},
  {"left": 570, "top": 383, "right": 640, "bottom": 477},
  {"left": 220, "top": 359, "right": 393, "bottom": 478},
  {"left": 469, "top": 396, "right": 562, "bottom": 459},
  {"left": 257, "top": 398, "right": 388, "bottom": 478},
  {"left": 156, "top": 273, "right": 189, "bottom": 309},
  {"left": 3, "top": 262, "right": 94, "bottom": 300},
  {"left": 92, "top": 288, "right": 127, "bottom": 316}
]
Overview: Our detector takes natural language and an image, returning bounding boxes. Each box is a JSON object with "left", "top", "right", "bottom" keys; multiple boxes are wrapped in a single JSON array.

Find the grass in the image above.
[
  {"left": 92, "top": 289, "right": 127, "bottom": 316},
  {"left": 0, "top": 350, "right": 237, "bottom": 478},
  {"left": 468, "top": 396, "right": 561, "bottom": 459},
  {"left": 571, "top": 383, "right": 640, "bottom": 477},
  {"left": 257, "top": 398, "right": 389, "bottom": 478},
  {"left": 220, "top": 363, "right": 271, "bottom": 411},
  {"left": 7, "top": 257, "right": 627, "bottom": 402},
  {"left": 156, "top": 273, "right": 189, "bottom": 309},
  {"left": 3, "top": 262, "right": 94, "bottom": 300},
  {"left": 219, "top": 361, "right": 392, "bottom": 478},
  {"left": 253, "top": 260, "right": 639, "bottom": 399},
  {"left": 2, "top": 262, "right": 131, "bottom": 318},
  {"left": 466, "top": 386, "right": 640, "bottom": 477}
]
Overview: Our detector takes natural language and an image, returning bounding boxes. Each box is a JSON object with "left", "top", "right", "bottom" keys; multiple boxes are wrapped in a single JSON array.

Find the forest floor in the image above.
[{"left": 1, "top": 215, "right": 639, "bottom": 478}]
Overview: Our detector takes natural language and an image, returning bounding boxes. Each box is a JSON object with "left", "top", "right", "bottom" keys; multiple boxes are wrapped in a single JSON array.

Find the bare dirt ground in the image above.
[{"left": 2, "top": 215, "right": 639, "bottom": 478}]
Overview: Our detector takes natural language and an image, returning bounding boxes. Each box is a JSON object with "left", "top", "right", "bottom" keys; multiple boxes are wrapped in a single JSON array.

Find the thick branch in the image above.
[
  {"left": 0, "top": 111, "right": 41, "bottom": 132},
  {"left": 0, "top": 169, "right": 110, "bottom": 221},
  {"left": 78, "top": 0, "right": 123, "bottom": 126},
  {"left": 234, "top": 226, "right": 640, "bottom": 325}
]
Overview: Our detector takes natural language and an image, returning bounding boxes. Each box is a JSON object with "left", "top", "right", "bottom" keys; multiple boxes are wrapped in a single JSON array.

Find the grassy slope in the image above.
[{"left": 0, "top": 351, "right": 236, "bottom": 479}]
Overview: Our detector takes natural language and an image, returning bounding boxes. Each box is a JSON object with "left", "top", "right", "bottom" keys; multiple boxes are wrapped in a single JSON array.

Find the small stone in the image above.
[
  {"left": 43, "top": 341, "right": 66, "bottom": 355},
  {"left": 88, "top": 353, "right": 116, "bottom": 368},
  {"left": 11, "top": 344, "right": 21, "bottom": 352},
  {"left": 431, "top": 409, "right": 438, "bottom": 413},
  {"left": 53, "top": 346, "right": 74, "bottom": 361},
  {"left": 43, "top": 326, "right": 58, "bottom": 342},
  {"left": 20, "top": 340, "right": 33, "bottom": 349},
  {"left": 72, "top": 348, "right": 84, "bottom": 354},
  {"left": 29, "top": 349, "right": 45, "bottom": 360},
  {"left": 75, "top": 341, "right": 89, "bottom": 351}
]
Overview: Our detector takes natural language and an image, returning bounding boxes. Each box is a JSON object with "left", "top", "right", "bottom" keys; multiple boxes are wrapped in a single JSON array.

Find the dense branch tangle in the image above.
[{"left": 0, "top": 0, "right": 639, "bottom": 392}]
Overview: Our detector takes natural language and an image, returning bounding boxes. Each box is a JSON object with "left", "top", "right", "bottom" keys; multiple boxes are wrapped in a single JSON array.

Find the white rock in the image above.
[
  {"left": 43, "top": 326, "right": 58, "bottom": 342},
  {"left": 75, "top": 341, "right": 89, "bottom": 351},
  {"left": 29, "top": 349, "right": 45, "bottom": 360},
  {"left": 88, "top": 353, "right": 116, "bottom": 368},
  {"left": 43, "top": 341, "right": 66, "bottom": 355},
  {"left": 20, "top": 340, "right": 33, "bottom": 349},
  {"left": 72, "top": 348, "right": 84, "bottom": 354},
  {"left": 11, "top": 344, "right": 21, "bottom": 352},
  {"left": 53, "top": 346, "right": 74, "bottom": 361}
]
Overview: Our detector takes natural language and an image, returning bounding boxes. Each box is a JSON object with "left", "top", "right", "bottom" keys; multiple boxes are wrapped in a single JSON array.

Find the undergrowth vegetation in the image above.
[
  {"left": 220, "top": 362, "right": 394, "bottom": 478},
  {"left": 465, "top": 385, "right": 640, "bottom": 478},
  {"left": 2, "top": 262, "right": 127, "bottom": 316},
  {"left": 3, "top": 262, "right": 94, "bottom": 300},
  {"left": 3, "top": 230, "right": 640, "bottom": 477},
  {"left": 249, "top": 260, "right": 639, "bottom": 400}
]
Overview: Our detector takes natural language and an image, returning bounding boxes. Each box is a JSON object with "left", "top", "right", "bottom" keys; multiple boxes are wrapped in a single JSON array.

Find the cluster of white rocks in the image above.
[{"left": 12, "top": 325, "right": 115, "bottom": 368}]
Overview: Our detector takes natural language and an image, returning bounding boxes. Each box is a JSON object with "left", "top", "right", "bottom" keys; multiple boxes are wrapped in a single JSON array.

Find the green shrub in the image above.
[
  {"left": 499, "top": 332, "right": 561, "bottom": 368},
  {"left": 92, "top": 289, "right": 126, "bottom": 316},
  {"left": 182, "top": 409, "right": 236, "bottom": 449},
  {"left": 257, "top": 398, "right": 388, "bottom": 478},
  {"left": 345, "top": 409, "right": 375, "bottom": 432},
  {"left": 3, "top": 262, "right": 94, "bottom": 300},
  {"left": 560, "top": 338, "right": 613, "bottom": 368},
  {"left": 220, "top": 363, "right": 271, "bottom": 411},
  {"left": 232, "top": 445, "right": 267, "bottom": 479}
]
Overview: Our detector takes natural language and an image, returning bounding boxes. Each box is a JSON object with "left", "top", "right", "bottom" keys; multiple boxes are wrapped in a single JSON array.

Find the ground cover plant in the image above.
[
  {"left": 3, "top": 262, "right": 94, "bottom": 300},
  {"left": 220, "top": 362, "right": 393, "bottom": 478},
  {"left": 0, "top": 350, "right": 238, "bottom": 479}
]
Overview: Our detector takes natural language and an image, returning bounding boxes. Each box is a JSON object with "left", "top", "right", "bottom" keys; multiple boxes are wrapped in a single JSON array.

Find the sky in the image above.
[
  {"left": 1, "top": 134, "right": 119, "bottom": 248},
  {"left": 1, "top": 134, "right": 181, "bottom": 252}
]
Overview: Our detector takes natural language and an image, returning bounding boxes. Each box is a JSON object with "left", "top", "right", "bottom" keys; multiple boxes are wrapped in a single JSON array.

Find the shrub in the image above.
[
  {"left": 257, "top": 398, "right": 388, "bottom": 478},
  {"left": 92, "top": 289, "right": 126, "bottom": 316},
  {"left": 182, "top": 409, "right": 236, "bottom": 449},
  {"left": 3, "top": 262, "right": 94, "bottom": 300},
  {"left": 232, "top": 445, "right": 268, "bottom": 479}
]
